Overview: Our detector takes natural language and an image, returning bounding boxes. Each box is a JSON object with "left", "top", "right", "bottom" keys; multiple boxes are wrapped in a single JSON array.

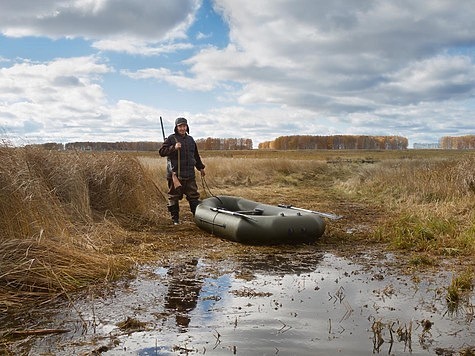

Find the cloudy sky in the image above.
[{"left": 1, "top": 0, "right": 474, "bottom": 148}]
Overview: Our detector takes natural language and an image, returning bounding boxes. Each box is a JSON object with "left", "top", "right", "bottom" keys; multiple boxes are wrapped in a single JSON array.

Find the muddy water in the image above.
[{"left": 5, "top": 247, "right": 475, "bottom": 355}]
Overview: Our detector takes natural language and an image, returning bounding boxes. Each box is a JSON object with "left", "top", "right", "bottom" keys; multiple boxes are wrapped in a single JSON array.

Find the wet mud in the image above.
[{"left": 2, "top": 243, "right": 474, "bottom": 355}]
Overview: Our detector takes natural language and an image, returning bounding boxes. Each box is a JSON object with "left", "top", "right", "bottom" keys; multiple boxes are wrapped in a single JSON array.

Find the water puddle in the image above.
[{"left": 3, "top": 248, "right": 474, "bottom": 355}]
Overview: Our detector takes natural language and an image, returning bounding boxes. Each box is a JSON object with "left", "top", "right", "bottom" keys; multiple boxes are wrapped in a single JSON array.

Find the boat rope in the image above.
[{"left": 201, "top": 175, "right": 222, "bottom": 204}]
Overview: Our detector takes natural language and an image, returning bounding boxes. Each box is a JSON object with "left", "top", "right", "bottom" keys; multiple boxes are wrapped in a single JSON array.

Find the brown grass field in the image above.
[{"left": 1, "top": 145, "right": 474, "bottom": 316}]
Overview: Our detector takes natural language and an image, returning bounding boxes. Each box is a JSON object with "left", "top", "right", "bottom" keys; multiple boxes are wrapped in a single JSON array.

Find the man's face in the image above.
[{"left": 177, "top": 123, "right": 187, "bottom": 136}]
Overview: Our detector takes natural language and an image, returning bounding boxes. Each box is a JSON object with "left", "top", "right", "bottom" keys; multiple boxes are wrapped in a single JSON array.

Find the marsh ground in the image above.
[{"left": 1, "top": 149, "right": 474, "bottom": 355}]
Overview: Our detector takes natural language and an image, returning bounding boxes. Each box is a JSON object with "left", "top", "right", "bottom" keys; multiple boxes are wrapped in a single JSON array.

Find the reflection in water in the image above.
[
  {"left": 164, "top": 259, "right": 203, "bottom": 332},
  {"left": 15, "top": 250, "right": 475, "bottom": 355}
]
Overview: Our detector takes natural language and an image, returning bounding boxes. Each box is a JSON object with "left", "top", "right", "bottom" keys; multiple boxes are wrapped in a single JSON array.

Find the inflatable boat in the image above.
[{"left": 194, "top": 195, "right": 326, "bottom": 244}]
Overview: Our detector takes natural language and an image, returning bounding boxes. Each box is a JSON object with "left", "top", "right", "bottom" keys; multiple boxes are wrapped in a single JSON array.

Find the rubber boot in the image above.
[
  {"left": 189, "top": 200, "right": 201, "bottom": 216},
  {"left": 168, "top": 204, "right": 179, "bottom": 225}
]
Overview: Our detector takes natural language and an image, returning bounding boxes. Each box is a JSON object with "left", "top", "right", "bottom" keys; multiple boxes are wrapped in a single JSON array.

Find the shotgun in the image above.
[{"left": 160, "top": 116, "right": 182, "bottom": 190}]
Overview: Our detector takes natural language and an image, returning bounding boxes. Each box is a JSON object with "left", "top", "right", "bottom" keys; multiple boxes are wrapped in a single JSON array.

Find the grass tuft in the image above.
[
  {"left": 446, "top": 268, "right": 474, "bottom": 309},
  {"left": 374, "top": 213, "right": 459, "bottom": 252}
]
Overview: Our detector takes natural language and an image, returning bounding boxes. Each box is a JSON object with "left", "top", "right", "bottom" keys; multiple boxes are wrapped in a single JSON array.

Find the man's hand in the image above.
[{"left": 175, "top": 142, "right": 182, "bottom": 150}]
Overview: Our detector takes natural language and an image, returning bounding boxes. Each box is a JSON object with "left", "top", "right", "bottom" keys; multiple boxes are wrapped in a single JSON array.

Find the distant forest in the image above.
[
  {"left": 439, "top": 135, "right": 475, "bottom": 149},
  {"left": 26, "top": 138, "right": 253, "bottom": 151},
  {"left": 195, "top": 137, "right": 253, "bottom": 150},
  {"left": 259, "top": 135, "right": 409, "bottom": 150},
  {"left": 24, "top": 134, "right": 475, "bottom": 151}
]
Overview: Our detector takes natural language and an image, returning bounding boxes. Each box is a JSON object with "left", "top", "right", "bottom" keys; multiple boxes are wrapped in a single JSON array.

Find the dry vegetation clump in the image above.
[
  {"left": 0, "top": 146, "right": 167, "bottom": 311},
  {"left": 23, "top": 148, "right": 92, "bottom": 223},
  {"left": 446, "top": 268, "right": 474, "bottom": 309},
  {"left": 83, "top": 152, "right": 165, "bottom": 229},
  {"left": 1, "top": 236, "right": 128, "bottom": 301},
  {"left": 20, "top": 148, "right": 166, "bottom": 229},
  {"left": 342, "top": 155, "right": 475, "bottom": 256},
  {"left": 0, "top": 147, "right": 70, "bottom": 240}
]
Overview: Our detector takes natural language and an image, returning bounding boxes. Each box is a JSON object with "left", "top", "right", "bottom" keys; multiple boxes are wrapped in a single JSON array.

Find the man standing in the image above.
[{"left": 159, "top": 117, "right": 205, "bottom": 225}]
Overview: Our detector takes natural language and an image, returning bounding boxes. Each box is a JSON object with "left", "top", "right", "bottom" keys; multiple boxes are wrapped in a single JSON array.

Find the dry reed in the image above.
[
  {"left": 0, "top": 146, "right": 166, "bottom": 311},
  {"left": 348, "top": 157, "right": 475, "bottom": 202},
  {"left": 2, "top": 146, "right": 474, "bottom": 312},
  {"left": 342, "top": 155, "right": 475, "bottom": 255}
]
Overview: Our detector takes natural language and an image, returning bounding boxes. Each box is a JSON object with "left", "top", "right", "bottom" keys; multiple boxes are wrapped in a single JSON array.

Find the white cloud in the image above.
[
  {"left": 0, "top": 56, "right": 185, "bottom": 144},
  {"left": 1, "top": 0, "right": 475, "bottom": 146},
  {"left": 0, "top": 56, "right": 112, "bottom": 142},
  {"left": 184, "top": 0, "right": 475, "bottom": 145},
  {"left": 380, "top": 55, "right": 475, "bottom": 103},
  {"left": 196, "top": 32, "right": 211, "bottom": 41},
  {"left": 190, "top": 0, "right": 475, "bottom": 109},
  {"left": 0, "top": 56, "right": 110, "bottom": 107},
  {"left": 92, "top": 39, "right": 193, "bottom": 56},
  {"left": 122, "top": 67, "right": 216, "bottom": 91},
  {"left": 0, "top": 0, "right": 200, "bottom": 41}
]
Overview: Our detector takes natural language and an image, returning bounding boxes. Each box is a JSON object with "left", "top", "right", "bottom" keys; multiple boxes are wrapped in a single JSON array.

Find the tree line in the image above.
[
  {"left": 25, "top": 138, "right": 254, "bottom": 151},
  {"left": 195, "top": 137, "right": 253, "bottom": 150},
  {"left": 258, "top": 135, "right": 408, "bottom": 150},
  {"left": 24, "top": 134, "right": 475, "bottom": 152},
  {"left": 439, "top": 135, "right": 475, "bottom": 149}
]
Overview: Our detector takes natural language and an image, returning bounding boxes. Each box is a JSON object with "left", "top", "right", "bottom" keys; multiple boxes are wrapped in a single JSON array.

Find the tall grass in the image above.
[
  {"left": 138, "top": 154, "right": 341, "bottom": 208},
  {"left": 2, "top": 147, "right": 474, "bottom": 311},
  {"left": 0, "top": 146, "right": 165, "bottom": 310},
  {"left": 343, "top": 156, "right": 475, "bottom": 255},
  {"left": 346, "top": 157, "right": 475, "bottom": 203},
  {"left": 140, "top": 155, "right": 332, "bottom": 189},
  {"left": 202, "top": 157, "right": 330, "bottom": 187}
]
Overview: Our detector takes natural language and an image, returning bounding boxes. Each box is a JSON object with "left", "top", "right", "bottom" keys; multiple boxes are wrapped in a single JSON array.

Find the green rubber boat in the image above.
[{"left": 194, "top": 195, "right": 326, "bottom": 244}]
